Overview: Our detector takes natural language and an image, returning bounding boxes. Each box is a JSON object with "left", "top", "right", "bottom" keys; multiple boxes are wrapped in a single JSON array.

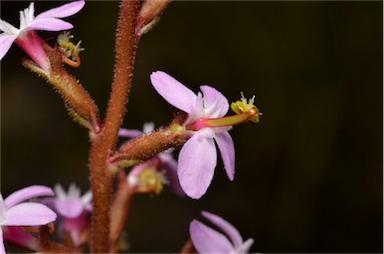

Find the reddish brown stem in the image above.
[
  {"left": 180, "top": 239, "right": 196, "bottom": 254},
  {"left": 89, "top": 0, "right": 139, "bottom": 252},
  {"left": 38, "top": 226, "right": 77, "bottom": 253},
  {"left": 109, "top": 171, "right": 136, "bottom": 252}
]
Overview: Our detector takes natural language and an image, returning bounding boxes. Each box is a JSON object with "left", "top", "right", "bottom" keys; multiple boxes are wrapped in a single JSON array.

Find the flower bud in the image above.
[{"left": 137, "top": 0, "right": 171, "bottom": 35}]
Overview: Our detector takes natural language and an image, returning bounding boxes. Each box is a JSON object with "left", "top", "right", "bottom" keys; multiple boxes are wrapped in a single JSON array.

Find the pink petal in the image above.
[
  {"left": 150, "top": 71, "right": 197, "bottom": 115},
  {"left": 178, "top": 129, "right": 217, "bottom": 199},
  {"left": 3, "top": 226, "right": 39, "bottom": 251},
  {"left": 54, "top": 199, "right": 83, "bottom": 218},
  {"left": 4, "top": 202, "right": 56, "bottom": 226},
  {"left": 214, "top": 131, "right": 235, "bottom": 181},
  {"left": 4, "top": 185, "right": 54, "bottom": 209},
  {"left": 190, "top": 219, "right": 233, "bottom": 253},
  {"left": 36, "top": 0, "right": 85, "bottom": 19},
  {"left": 0, "top": 34, "right": 17, "bottom": 61},
  {"left": 200, "top": 85, "right": 229, "bottom": 118},
  {"left": 0, "top": 20, "right": 19, "bottom": 35},
  {"left": 27, "top": 18, "right": 73, "bottom": 32},
  {"left": 118, "top": 128, "right": 143, "bottom": 139},
  {"left": 202, "top": 211, "right": 243, "bottom": 249},
  {"left": 240, "top": 238, "right": 255, "bottom": 253},
  {"left": 160, "top": 153, "right": 185, "bottom": 196}
]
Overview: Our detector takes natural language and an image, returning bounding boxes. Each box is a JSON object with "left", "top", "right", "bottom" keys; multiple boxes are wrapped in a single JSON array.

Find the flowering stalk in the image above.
[{"left": 88, "top": 0, "right": 139, "bottom": 252}]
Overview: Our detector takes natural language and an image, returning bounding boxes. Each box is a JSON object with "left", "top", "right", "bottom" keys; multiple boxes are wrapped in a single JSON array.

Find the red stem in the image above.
[
  {"left": 109, "top": 171, "right": 136, "bottom": 252},
  {"left": 89, "top": 0, "right": 139, "bottom": 252}
]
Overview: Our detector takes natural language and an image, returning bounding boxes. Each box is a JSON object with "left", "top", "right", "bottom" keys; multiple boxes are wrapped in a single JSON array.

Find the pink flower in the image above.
[
  {"left": 53, "top": 184, "right": 92, "bottom": 218},
  {"left": 51, "top": 183, "right": 92, "bottom": 246},
  {"left": 190, "top": 211, "right": 254, "bottom": 254},
  {"left": 150, "top": 71, "right": 235, "bottom": 199},
  {"left": 0, "top": 185, "right": 57, "bottom": 254},
  {"left": 120, "top": 123, "right": 185, "bottom": 196},
  {"left": 0, "top": 1, "right": 85, "bottom": 69}
]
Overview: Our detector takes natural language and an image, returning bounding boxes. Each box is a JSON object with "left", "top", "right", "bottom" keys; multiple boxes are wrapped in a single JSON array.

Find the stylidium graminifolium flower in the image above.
[
  {"left": 0, "top": 0, "right": 85, "bottom": 70},
  {"left": 0, "top": 185, "right": 57, "bottom": 254},
  {"left": 150, "top": 71, "right": 236, "bottom": 199},
  {"left": 44, "top": 183, "right": 92, "bottom": 247},
  {"left": 150, "top": 71, "right": 261, "bottom": 199},
  {"left": 190, "top": 211, "right": 254, "bottom": 254}
]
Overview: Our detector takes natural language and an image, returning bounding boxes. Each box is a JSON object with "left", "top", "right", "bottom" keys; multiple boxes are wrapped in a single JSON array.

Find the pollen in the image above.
[
  {"left": 57, "top": 31, "right": 84, "bottom": 67},
  {"left": 139, "top": 168, "right": 168, "bottom": 194},
  {"left": 231, "top": 92, "right": 262, "bottom": 123}
]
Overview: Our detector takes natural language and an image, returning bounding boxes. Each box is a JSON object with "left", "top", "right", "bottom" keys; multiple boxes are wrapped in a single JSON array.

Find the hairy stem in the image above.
[
  {"left": 89, "top": 0, "right": 139, "bottom": 252},
  {"left": 110, "top": 125, "right": 189, "bottom": 166},
  {"left": 109, "top": 171, "right": 135, "bottom": 252}
]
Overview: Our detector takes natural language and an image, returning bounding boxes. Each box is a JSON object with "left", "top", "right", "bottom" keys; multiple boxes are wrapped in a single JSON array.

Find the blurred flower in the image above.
[
  {"left": 0, "top": 185, "right": 56, "bottom": 254},
  {"left": 51, "top": 183, "right": 92, "bottom": 247},
  {"left": 0, "top": 0, "right": 85, "bottom": 69},
  {"left": 190, "top": 211, "right": 254, "bottom": 254},
  {"left": 150, "top": 71, "right": 235, "bottom": 199},
  {"left": 120, "top": 123, "right": 185, "bottom": 196}
]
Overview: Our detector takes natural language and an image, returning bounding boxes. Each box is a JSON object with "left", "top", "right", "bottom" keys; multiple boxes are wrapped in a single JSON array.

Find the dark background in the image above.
[{"left": 1, "top": 1, "right": 382, "bottom": 253}]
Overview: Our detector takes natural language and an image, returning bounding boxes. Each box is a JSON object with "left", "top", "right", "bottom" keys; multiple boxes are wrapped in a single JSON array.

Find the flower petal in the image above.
[
  {"left": 200, "top": 85, "right": 229, "bottom": 118},
  {"left": 214, "top": 131, "right": 235, "bottom": 181},
  {"left": 178, "top": 129, "right": 217, "bottom": 199},
  {"left": 190, "top": 219, "right": 233, "bottom": 253},
  {"left": 54, "top": 199, "right": 83, "bottom": 218},
  {"left": 118, "top": 128, "right": 143, "bottom": 139},
  {"left": 27, "top": 18, "right": 73, "bottom": 32},
  {"left": 0, "top": 20, "right": 19, "bottom": 35},
  {"left": 239, "top": 238, "right": 255, "bottom": 253},
  {"left": 201, "top": 211, "right": 243, "bottom": 249},
  {"left": 2, "top": 226, "right": 39, "bottom": 251},
  {"left": 4, "top": 202, "right": 56, "bottom": 226},
  {"left": 0, "top": 33, "right": 16, "bottom": 61},
  {"left": 159, "top": 152, "right": 185, "bottom": 196},
  {"left": 150, "top": 71, "right": 197, "bottom": 115},
  {"left": 36, "top": 0, "right": 85, "bottom": 19},
  {"left": 54, "top": 184, "right": 66, "bottom": 200},
  {"left": 68, "top": 183, "right": 81, "bottom": 199},
  {"left": 0, "top": 195, "right": 6, "bottom": 223},
  {"left": 4, "top": 185, "right": 54, "bottom": 209}
]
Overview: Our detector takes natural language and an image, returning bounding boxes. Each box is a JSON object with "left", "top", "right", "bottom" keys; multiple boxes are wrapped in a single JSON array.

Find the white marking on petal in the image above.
[{"left": 0, "top": 20, "right": 19, "bottom": 35}]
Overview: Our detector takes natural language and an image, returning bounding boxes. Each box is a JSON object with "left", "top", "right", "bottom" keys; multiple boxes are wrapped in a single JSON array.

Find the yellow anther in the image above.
[
  {"left": 138, "top": 168, "right": 167, "bottom": 194},
  {"left": 231, "top": 92, "right": 262, "bottom": 123},
  {"left": 57, "top": 31, "right": 84, "bottom": 67}
]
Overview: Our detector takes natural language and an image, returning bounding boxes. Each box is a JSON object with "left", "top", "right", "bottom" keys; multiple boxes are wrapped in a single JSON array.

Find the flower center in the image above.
[{"left": 186, "top": 93, "right": 262, "bottom": 131}]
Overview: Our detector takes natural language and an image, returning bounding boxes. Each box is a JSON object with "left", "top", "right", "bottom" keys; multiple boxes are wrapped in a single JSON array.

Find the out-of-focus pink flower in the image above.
[
  {"left": 190, "top": 211, "right": 254, "bottom": 254},
  {"left": 120, "top": 123, "right": 185, "bottom": 196},
  {"left": 51, "top": 183, "right": 92, "bottom": 247},
  {"left": 0, "top": 185, "right": 56, "bottom": 254},
  {"left": 0, "top": 1, "right": 85, "bottom": 69}
]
